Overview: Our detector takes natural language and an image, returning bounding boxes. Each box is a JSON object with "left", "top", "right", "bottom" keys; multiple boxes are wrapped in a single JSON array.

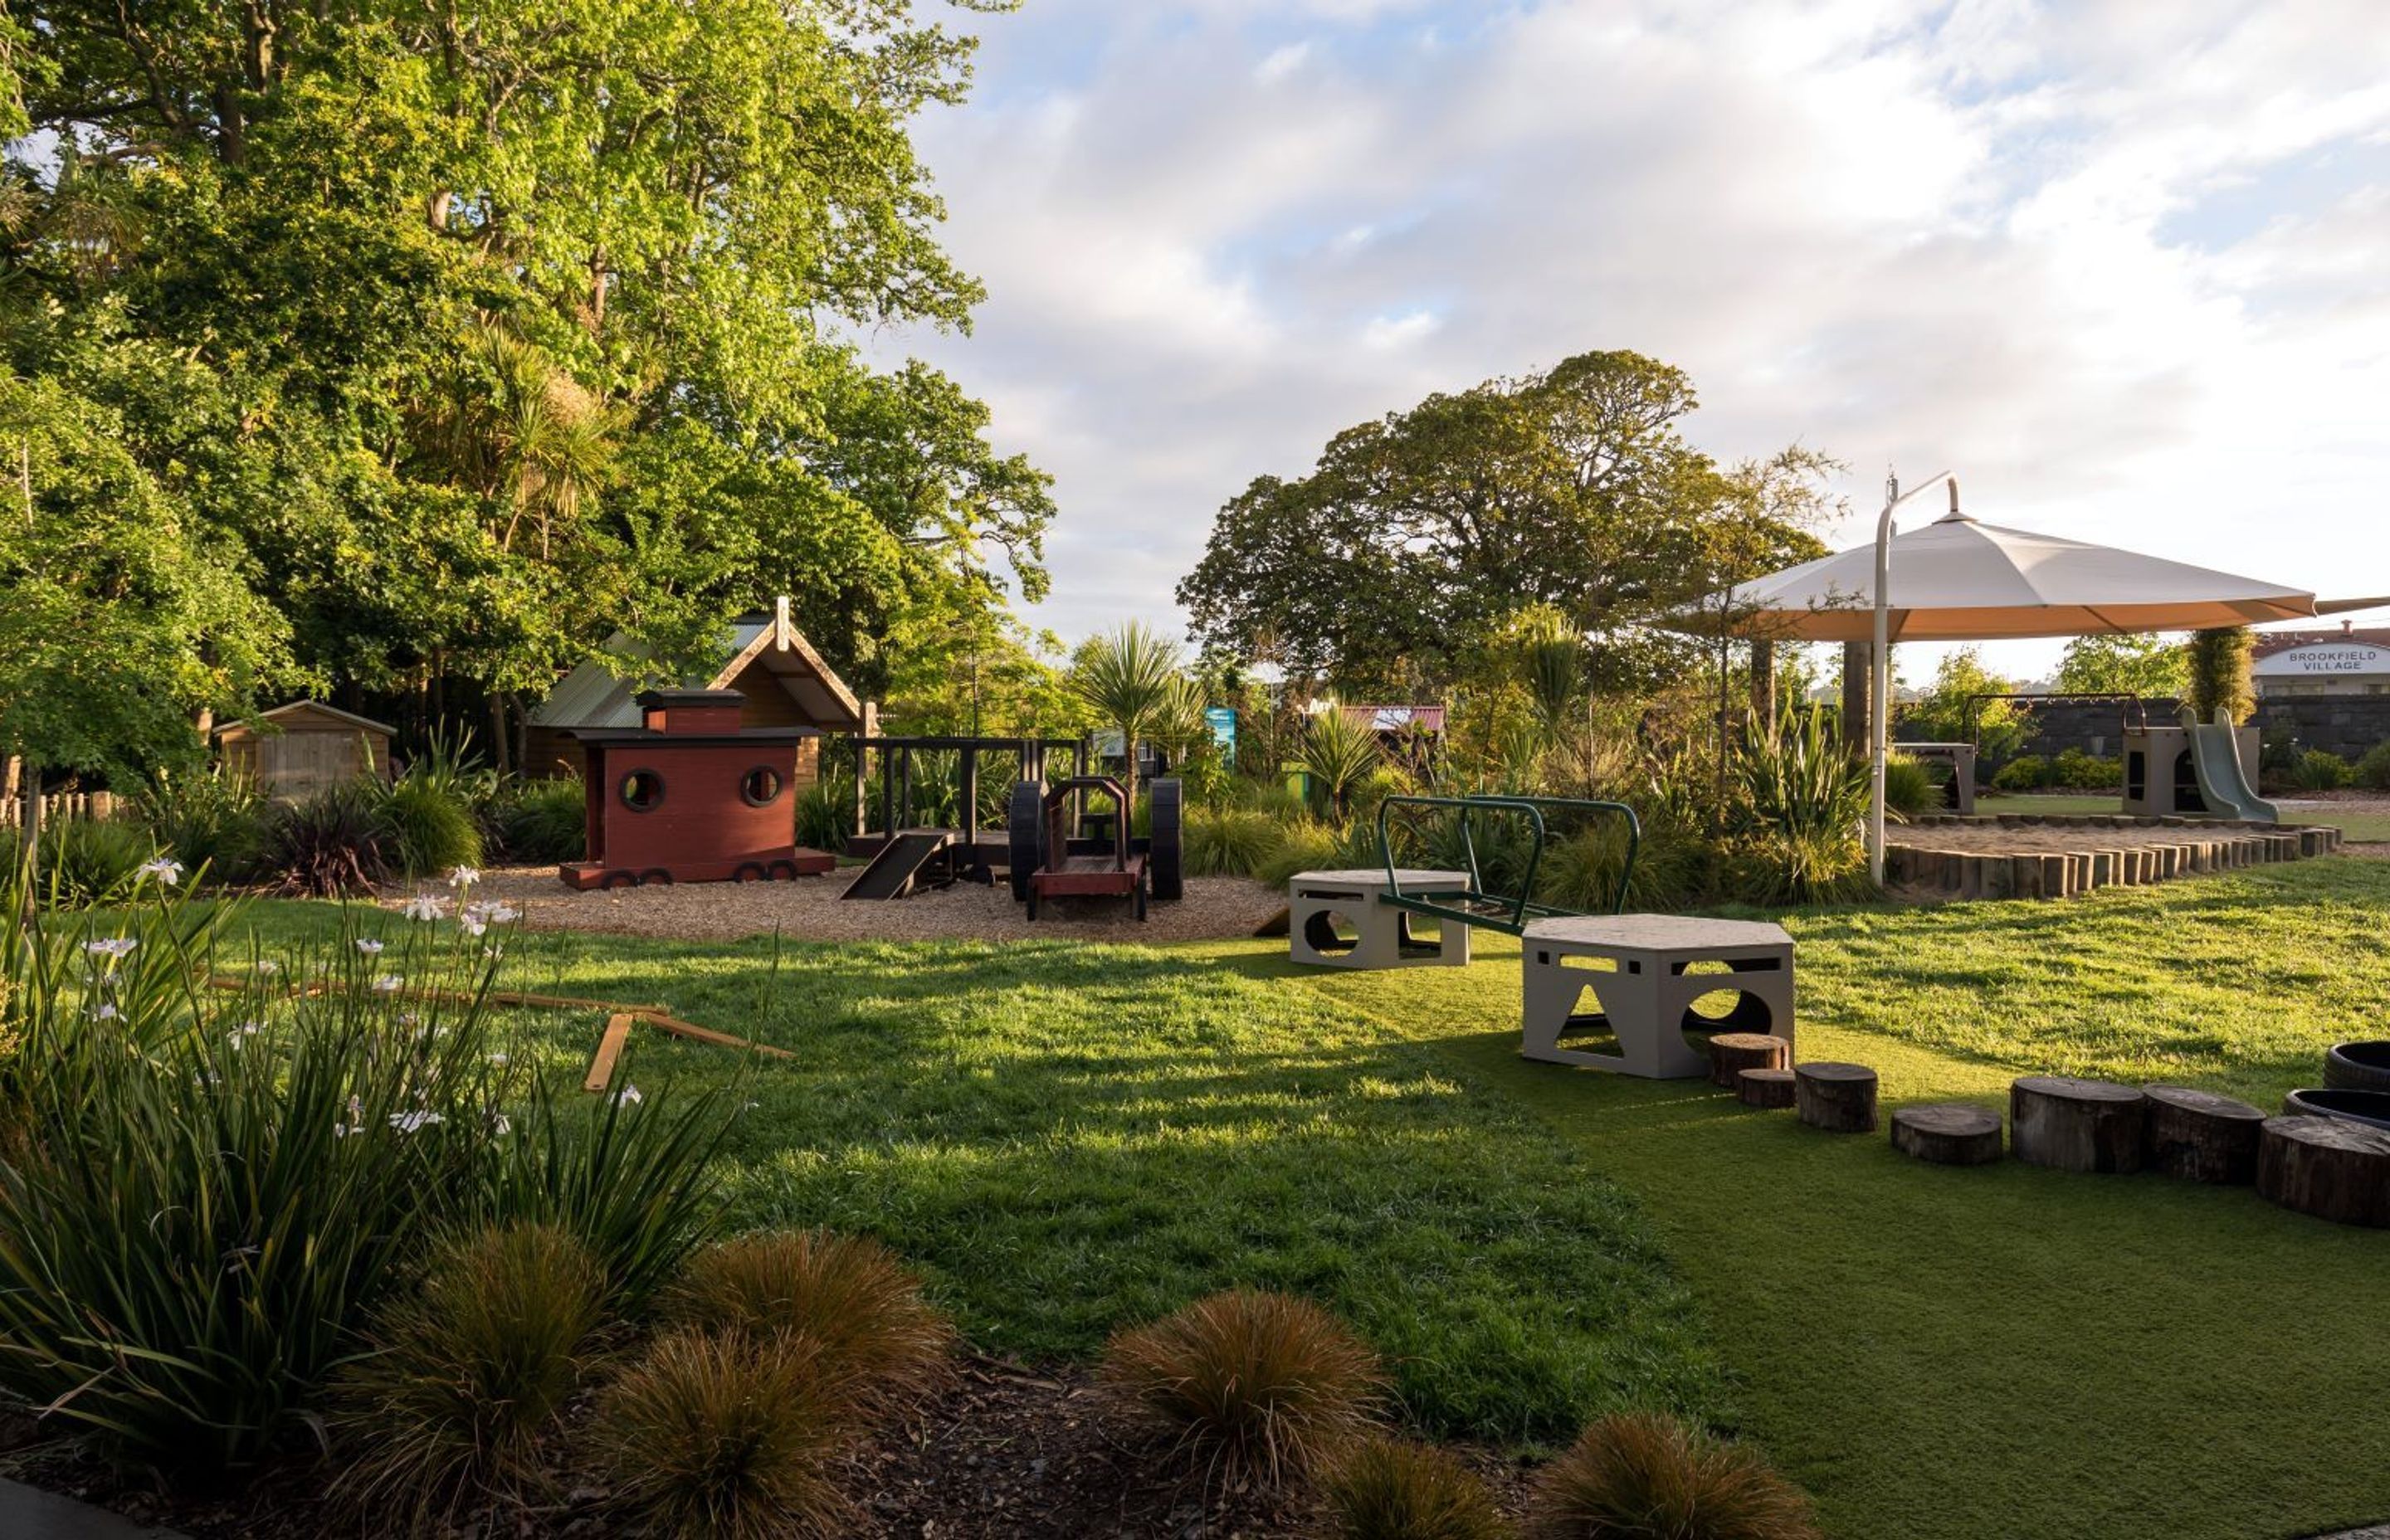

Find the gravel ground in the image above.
[
  {"left": 1890, "top": 822, "right": 2294, "bottom": 855},
  {"left": 379, "top": 866, "right": 1286, "bottom": 944}
]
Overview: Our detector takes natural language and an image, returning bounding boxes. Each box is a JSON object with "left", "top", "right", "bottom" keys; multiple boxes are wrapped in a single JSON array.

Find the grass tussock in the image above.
[
  {"left": 1323, "top": 1435, "right": 1512, "bottom": 1540},
  {"left": 331, "top": 1224, "right": 606, "bottom": 1528},
  {"left": 666, "top": 1230, "right": 954, "bottom": 1419},
  {"left": 1103, "top": 1288, "right": 1385, "bottom": 1488},
  {"left": 595, "top": 1328, "right": 857, "bottom": 1540},
  {"left": 1524, "top": 1411, "right": 1817, "bottom": 1540}
]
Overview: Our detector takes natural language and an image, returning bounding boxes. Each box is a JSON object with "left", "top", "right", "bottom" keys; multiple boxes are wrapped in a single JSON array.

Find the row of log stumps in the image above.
[
  {"left": 1885, "top": 814, "right": 2340, "bottom": 901},
  {"left": 1721, "top": 1042, "right": 2390, "bottom": 1226}
]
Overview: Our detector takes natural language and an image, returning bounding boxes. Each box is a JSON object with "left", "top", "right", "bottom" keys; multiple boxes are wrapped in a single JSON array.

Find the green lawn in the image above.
[
  {"left": 239, "top": 864, "right": 2390, "bottom": 1540},
  {"left": 1988, "top": 789, "right": 2390, "bottom": 841}
]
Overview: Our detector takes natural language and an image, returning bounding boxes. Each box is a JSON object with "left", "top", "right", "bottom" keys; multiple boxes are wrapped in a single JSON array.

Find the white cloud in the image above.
[{"left": 876, "top": 0, "right": 2390, "bottom": 667}]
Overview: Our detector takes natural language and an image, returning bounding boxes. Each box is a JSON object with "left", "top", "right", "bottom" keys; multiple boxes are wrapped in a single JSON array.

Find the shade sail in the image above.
[{"left": 1720, "top": 511, "right": 2319, "bottom": 642}]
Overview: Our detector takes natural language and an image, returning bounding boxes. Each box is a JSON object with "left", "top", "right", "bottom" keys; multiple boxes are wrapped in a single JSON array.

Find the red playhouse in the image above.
[{"left": 559, "top": 688, "right": 838, "bottom": 889}]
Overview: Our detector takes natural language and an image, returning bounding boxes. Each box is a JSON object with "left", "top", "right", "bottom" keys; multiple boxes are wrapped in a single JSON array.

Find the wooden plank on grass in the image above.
[{"left": 586, "top": 1013, "right": 637, "bottom": 1093}]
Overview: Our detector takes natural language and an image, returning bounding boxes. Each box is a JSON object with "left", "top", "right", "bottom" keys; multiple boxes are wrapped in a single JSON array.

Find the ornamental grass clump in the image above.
[
  {"left": 596, "top": 1328, "right": 859, "bottom": 1540},
  {"left": 1322, "top": 1435, "right": 1512, "bottom": 1540},
  {"left": 1102, "top": 1288, "right": 1386, "bottom": 1489},
  {"left": 666, "top": 1230, "right": 954, "bottom": 1420},
  {"left": 0, "top": 865, "right": 731, "bottom": 1476},
  {"left": 1187, "top": 807, "right": 1284, "bottom": 878},
  {"left": 331, "top": 1223, "right": 606, "bottom": 1528},
  {"left": 1524, "top": 1411, "right": 1818, "bottom": 1540}
]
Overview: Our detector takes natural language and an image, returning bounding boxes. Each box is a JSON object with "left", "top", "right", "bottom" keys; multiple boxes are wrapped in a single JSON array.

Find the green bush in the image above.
[
  {"left": 2295, "top": 749, "right": 2350, "bottom": 792},
  {"left": 137, "top": 768, "right": 269, "bottom": 884},
  {"left": 1991, "top": 755, "right": 2047, "bottom": 792},
  {"left": 2188, "top": 627, "right": 2255, "bottom": 725},
  {"left": 0, "top": 817, "right": 161, "bottom": 907},
  {"left": 1730, "top": 711, "right": 1870, "bottom": 909},
  {"left": 2050, "top": 748, "right": 2120, "bottom": 791},
  {"left": 379, "top": 775, "right": 485, "bottom": 880},
  {"left": 491, "top": 775, "right": 588, "bottom": 863},
  {"left": 794, "top": 782, "right": 851, "bottom": 852},
  {"left": 1256, "top": 823, "right": 1341, "bottom": 887},
  {"left": 0, "top": 871, "right": 731, "bottom": 1473},
  {"left": 260, "top": 779, "right": 388, "bottom": 894},
  {"left": 1187, "top": 808, "right": 1284, "bottom": 878},
  {"left": 331, "top": 1224, "right": 606, "bottom": 1526},
  {"left": 1881, "top": 754, "right": 1936, "bottom": 818},
  {"left": 2356, "top": 743, "right": 2390, "bottom": 792},
  {"left": 1232, "top": 778, "right": 1311, "bottom": 823}
]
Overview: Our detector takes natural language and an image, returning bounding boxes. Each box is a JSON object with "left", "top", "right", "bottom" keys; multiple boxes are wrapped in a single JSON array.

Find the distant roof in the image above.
[
  {"left": 1338, "top": 704, "right": 1445, "bottom": 733},
  {"left": 213, "top": 700, "right": 395, "bottom": 740},
  {"left": 529, "top": 599, "right": 863, "bottom": 733}
]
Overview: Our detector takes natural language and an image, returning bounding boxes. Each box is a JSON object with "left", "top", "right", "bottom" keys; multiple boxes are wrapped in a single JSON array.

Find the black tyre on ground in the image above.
[
  {"left": 1007, "top": 780, "right": 1044, "bottom": 902},
  {"left": 1149, "top": 777, "right": 1184, "bottom": 901}
]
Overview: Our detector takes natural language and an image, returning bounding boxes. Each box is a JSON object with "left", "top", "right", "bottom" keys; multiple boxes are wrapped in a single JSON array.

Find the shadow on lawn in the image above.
[{"left": 539, "top": 934, "right": 1739, "bottom": 1446}]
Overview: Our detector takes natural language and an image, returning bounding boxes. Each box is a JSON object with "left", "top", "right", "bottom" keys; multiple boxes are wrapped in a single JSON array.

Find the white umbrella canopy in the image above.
[{"left": 1726, "top": 509, "right": 2320, "bottom": 642}]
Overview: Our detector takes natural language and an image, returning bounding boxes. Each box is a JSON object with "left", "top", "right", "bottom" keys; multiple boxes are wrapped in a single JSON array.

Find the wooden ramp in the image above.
[{"left": 840, "top": 828, "right": 957, "bottom": 900}]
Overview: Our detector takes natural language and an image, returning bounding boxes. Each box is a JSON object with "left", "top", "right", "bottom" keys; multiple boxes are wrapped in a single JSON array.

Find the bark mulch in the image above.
[{"left": 1, "top": 1357, "right": 1539, "bottom": 1538}]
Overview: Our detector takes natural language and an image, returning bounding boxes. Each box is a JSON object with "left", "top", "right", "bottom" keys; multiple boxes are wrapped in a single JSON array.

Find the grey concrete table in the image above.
[
  {"left": 1520, "top": 914, "right": 1795, "bottom": 1079},
  {"left": 1287, "top": 869, "right": 1472, "bottom": 970}
]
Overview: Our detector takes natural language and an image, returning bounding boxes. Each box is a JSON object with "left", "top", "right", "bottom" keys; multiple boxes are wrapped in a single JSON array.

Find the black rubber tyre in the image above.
[
  {"left": 733, "top": 862, "right": 767, "bottom": 884},
  {"left": 2324, "top": 1041, "right": 2390, "bottom": 1093},
  {"left": 602, "top": 870, "right": 638, "bottom": 891},
  {"left": 1135, "top": 872, "right": 1149, "bottom": 922},
  {"left": 1007, "top": 780, "right": 1044, "bottom": 902},
  {"left": 1026, "top": 887, "right": 1040, "bottom": 923},
  {"left": 2284, "top": 1087, "right": 2390, "bottom": 1129},
  {"left": 1149, "top": 777, "right": 1183, "bottom": 902}
]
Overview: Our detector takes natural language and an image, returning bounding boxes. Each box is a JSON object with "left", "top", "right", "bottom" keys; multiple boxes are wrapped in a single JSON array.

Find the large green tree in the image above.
[
  {"left": 1175, "top": 351, "right": 1827, "bottom": 694},
  {"left": 5, "top": 0, "right": 1046, "bottom": 765}
]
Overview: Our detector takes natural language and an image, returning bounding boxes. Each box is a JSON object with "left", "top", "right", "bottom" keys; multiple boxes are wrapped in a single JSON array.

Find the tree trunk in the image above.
[
  {"left": 2144, "top": 1084, "right": 2265, "bottom": 1184},
  {"left": 2256, "top": 1116, "right": 2390, "bottom": 1226},
  {"left": 488, "top": 691, "right": 514, "bottom": 775},
  {"left": 15, "top": 764, "right": 39, "bottom": 924},
  {"left": 2010, "top": 1077, "right": 2147, "bottom": 1173},
  {"left": 1840, "top": 641, "right": 1871, "bottom": 752},
  {"left": 1707, "top": 1032, "right": 1790, "bottom": 1088},
  {"left": 1795, "top": 1061, "right": 1879, "bottom": 1133},
  {"left": 1750, "top": 638, "right": 1776, "bottom": 725},
  {"left": 1736, "top": 1067, "right": 1797, "bottom": 1109},
  {"left": 1890, "top": 1103, "right": 2005, "bottom": 1166}
]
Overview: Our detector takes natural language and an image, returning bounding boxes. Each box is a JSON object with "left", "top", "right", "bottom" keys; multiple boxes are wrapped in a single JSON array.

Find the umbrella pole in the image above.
[{"left": 1869, "top": 471, "right": 1957, "bottom": 888}]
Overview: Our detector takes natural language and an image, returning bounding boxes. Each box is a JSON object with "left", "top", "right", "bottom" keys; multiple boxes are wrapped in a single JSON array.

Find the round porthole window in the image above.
[
  {"left": 619, "top": 768, "right": 666, "bottom": 812},
  {"left": 740, "top": 765, "right": 784, "bottom": 808}
]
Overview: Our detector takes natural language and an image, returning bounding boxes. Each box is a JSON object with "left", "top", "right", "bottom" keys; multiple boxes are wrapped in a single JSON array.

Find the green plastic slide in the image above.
[{"left": 2177, "top": 706, "right": 2277, "bottom": 823}]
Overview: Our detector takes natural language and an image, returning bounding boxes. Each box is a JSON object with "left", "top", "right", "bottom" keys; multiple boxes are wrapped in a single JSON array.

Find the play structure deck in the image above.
[{"left": 841, "top": 733, "right": 1089, "bottom": 899}]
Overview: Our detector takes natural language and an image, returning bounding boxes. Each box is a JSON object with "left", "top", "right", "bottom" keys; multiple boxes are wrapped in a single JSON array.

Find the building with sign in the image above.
[{"left": 2251, "top": 625, "right": 2390, "bottom": 698}]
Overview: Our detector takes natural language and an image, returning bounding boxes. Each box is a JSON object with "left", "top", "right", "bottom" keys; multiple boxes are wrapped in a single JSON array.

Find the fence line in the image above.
[{"left": 0, "top": 792, "right": 121, "bottom": 829}]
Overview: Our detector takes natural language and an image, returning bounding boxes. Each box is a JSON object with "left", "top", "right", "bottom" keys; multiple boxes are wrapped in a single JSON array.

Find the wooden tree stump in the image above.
[
  {"left": 2009, "top": 1076, "right": 2147, "bottom": 1173},
  {"left": 1795, "top": 1061, "right": 1878, "bottom": 1133},
  {"left": 2256, "top": 1116, "right": 2390, "bottom": 1226},
  {"left": 2144, "top": 1084, "right": 2266, "bottom": 1184},
  {"left": 1890, "top": 1103, "right": 2004, "bottom": 1166},
  {"left": 1707, "top": 1032, "right": 1791, "bottom": 1088},
  {"left": 1737, "top": 1067, "right": 1797, "bottom": 1109}
]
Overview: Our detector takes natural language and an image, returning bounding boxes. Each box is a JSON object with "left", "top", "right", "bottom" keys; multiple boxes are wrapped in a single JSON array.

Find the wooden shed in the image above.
[
  {"left": 525, "top": 597, "right": 866, "bottom": 792},
  {"left": 213, "top": 702, "right": 396, "bottom": 797}
]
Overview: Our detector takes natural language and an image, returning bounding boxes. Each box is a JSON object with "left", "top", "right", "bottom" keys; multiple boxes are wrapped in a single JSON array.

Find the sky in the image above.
[{"left": 876, "top": 0, "right": 2390, "bottom": 685}]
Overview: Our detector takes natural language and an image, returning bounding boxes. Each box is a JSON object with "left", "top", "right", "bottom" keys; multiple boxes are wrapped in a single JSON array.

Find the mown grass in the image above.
[
  {"left": 236, "top": 901, "right": 1724, "bottom": 1446},
  {"left": 237, "top": 862, "right": 2390, "bottom": 1540},
  {"left": 1304, "top": 861, "right": 2390, "bottom": 1540}
]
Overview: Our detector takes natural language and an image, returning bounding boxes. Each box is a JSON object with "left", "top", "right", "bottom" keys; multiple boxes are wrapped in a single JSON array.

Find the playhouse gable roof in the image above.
[{"left": 529, "top": 600, "right": 863, "bottom": 733}]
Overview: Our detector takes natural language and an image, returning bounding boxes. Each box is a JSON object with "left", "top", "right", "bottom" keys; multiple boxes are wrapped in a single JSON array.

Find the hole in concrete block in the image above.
[
  {"left": 1558, "top": 983, "right": 1620, "bottom": 1057},
  {"left": 1397, "top": 911, "right": 1444, "bottom": 957},
  {"left": 1302, "top": 909, "right": 1362, "bottom": 955},
  {"left": 1680, "top": 987, "right": 1772, "bottom": 1037}
]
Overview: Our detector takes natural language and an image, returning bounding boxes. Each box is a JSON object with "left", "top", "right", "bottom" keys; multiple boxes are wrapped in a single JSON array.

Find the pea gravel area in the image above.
[{"left": 379, "top": 866, "right": 1285, "bottom": 944}]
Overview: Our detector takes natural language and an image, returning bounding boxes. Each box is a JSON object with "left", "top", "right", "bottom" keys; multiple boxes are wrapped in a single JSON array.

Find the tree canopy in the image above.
[
  {"left": 2, "top": 0, "right": 1045, "bottom": 771},
  {"left": 1175, "top": 350, "right": 1831, "bottom": 694}
]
